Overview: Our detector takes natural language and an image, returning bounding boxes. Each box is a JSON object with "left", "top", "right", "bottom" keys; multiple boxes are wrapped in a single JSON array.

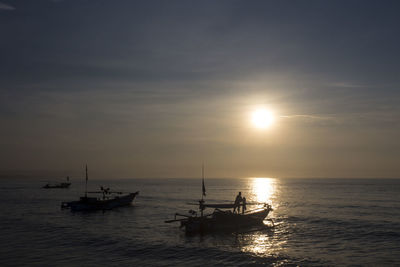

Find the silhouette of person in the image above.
[
  {"left": 242, "top": 197, "right": 247, "bottom": 214},
  {"left": 234, "top": 192, "right": 243, "bottom": 213}
]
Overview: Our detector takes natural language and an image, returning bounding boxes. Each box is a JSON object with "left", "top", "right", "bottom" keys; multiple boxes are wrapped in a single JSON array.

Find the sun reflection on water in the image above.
[
  {"left": 237, "top": 177, "right": 283, "bottom": 256},
  {"left": 239, "top": 233, "right": 287, "bottom": 256},
  {"left": 250, "top": 177, "right": 275, "bottom": 204}
]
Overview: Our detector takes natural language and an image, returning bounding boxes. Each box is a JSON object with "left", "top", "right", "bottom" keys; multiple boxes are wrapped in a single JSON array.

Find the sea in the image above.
[{"left": 0, "top": 177, "right": 399, "bottom": 266}]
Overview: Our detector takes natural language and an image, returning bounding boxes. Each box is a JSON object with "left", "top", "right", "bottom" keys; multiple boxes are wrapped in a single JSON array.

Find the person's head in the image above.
[
  {"left": 239, "top": 192, "right": 241, "bottom": 196},
  {"left": 243, "top": 197, "right": 246, "bottom": 200}
]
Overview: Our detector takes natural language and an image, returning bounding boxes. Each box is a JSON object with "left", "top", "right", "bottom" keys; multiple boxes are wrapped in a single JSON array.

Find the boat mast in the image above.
[
  {"left": 85, "top": 164, "right": 88, "bottom": 198},
  {"left": 200, "top": 162, "right": 206, "bottom": 216},
  {"left": 201, "top": 162, "right": 205, "bottom": 200}
]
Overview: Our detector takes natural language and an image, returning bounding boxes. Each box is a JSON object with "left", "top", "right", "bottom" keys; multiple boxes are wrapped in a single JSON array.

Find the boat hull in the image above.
[
  {"left": 43, "top": 183, "right": 71, "bottom": 189},
  {"left": 182, "top": 208, "right": 271, "bottom": 234},
  {"left": 62, "top": 192, "right": 139, "bottom": 212}
]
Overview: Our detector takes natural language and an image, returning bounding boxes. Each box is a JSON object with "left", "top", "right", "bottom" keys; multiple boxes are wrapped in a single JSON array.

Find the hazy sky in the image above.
[{"left": 1, "top": 0, "right": 400, "bottom": 178}]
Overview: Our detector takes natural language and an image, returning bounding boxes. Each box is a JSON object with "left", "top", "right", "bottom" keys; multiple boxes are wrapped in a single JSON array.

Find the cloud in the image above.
[
  {"left": 329, "top": 82, "right": 364, "bottom": 88},
  {"left": 0, "top": 2, "right": 15, "bottom": 10},
  {"left": 280, "top": 110, "right": 400, "bottom": 128},
  {"left": 280, "top": 114, "right": 335, "bottom": 120},
  {"left": 280, "top": 114, "right": 340, "bottom": 127}
]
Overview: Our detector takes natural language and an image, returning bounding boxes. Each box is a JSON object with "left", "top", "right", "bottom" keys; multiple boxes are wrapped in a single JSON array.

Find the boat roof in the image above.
[{"left": 203, "top": 203, "right": 236, "bottom": 209}]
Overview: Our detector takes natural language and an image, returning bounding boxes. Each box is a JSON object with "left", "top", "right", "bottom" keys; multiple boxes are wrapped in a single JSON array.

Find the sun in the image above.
[{"left": 251, "top": 109, "right": 274, "bottom": 129}]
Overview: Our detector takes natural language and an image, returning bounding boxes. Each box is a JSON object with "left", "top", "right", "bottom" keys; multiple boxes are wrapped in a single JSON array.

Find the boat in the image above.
[
  {"left": 61, "top": 165, "right": 139, "bottom": 212},
  {"left": 61, "top": 189, "right": 139, "bottom": 212},
  {"left": 167, "top": 202, "right": 273, "bottom": 234},
  {"left": 165, "top": 165, "right": 273, "bottom": 234},
  {"left": 43, "top": 176, "right": 71, "bottom": 189}
]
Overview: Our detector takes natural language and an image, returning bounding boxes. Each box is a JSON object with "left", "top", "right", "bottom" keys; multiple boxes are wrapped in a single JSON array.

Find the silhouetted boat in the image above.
[
  {"left": 61, "top": 165, "right": 138, "bottom": 212},
  {"left": 166, "top": 203, "right": 273, "bottom": 234},
  {"left": 61, "top": 190, "right": 139, "bottom": 212},
  {"left": 43, "top": 176, "right": 71, "bottom": 189},
  {"left": 165, "top": 165, "right": 273, "bottom": 234}
]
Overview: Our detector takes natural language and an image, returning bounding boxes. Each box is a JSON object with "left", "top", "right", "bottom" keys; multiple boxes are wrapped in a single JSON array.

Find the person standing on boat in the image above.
[
  {"left": 242, "top": 197, "right": 247, "bottom": 214},
  {"left": 234, "top": 192, "right": 243, "bottom": 213}
]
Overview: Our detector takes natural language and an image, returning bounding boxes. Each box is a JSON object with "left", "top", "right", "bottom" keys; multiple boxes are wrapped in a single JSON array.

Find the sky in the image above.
[{"left": 1, "top": 0, "right": 400, "bottom": 178}]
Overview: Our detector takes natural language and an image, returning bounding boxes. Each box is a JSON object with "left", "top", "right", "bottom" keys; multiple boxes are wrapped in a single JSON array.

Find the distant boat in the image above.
[
  {"left": 43, "top": 176, "right": 71, "bottom": 189},
  {"left": 61, "top": 165, "right": 138, "bottom": 212},
  {"left": 165, "top": 164, "right": 273, "bottom": 234}
]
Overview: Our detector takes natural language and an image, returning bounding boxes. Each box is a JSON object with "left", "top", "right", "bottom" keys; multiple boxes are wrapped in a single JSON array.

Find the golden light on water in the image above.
[
  {"left": 239, "top": 177, "right": 282, "bottom": 256},
  {"left": 250, "top": 177, "right": 275, "bottom": 204},
  {"left": 240, "top": 234, "right": 287, "bottom": 256}
]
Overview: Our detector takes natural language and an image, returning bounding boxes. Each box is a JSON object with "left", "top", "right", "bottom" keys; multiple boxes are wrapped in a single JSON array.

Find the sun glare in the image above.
[{"left": 251, "top": 109, "right": 274, "bottom": 129}]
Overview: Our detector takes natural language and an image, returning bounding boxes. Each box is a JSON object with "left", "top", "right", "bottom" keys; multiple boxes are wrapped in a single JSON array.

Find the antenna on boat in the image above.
[
  {"left": 200, "top": 162, "right": 206, "bottom": 216},
  {"left": 201, "top": 162, "right": 206, "bottom": 200},
  {"left": 85, "top": 164, "right": 88, "bottom": 198}
]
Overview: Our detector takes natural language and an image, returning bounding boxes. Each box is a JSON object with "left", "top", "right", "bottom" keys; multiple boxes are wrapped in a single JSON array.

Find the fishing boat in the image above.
[
  {"left": 43, "top": 176, "right": 71, "bottom": 189},
  {"left": 165, "top": 165, "right": 273, "bottom": 234},
  {"left": 61, "top": 165, "right": 139, "bottom": 212}
]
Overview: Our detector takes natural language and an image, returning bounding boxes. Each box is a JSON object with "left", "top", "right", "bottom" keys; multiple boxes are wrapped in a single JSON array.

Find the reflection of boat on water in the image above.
[
  {"left": 43, "top": 176, "right": 71, "bottom": 189},
  {"left": 165, "top": 165, "right": 273, "bottom": 234},
  {"left": 61, "top": 165, "right": 139, "bottom": 212}
]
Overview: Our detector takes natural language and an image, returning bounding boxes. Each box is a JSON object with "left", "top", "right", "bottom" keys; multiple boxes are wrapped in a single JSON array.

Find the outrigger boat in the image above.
[
  {"left": 43, "top": 176, "right": 71, "bottom": 189},
  {"left": 61, "top": 165, "right": 139, "bottom": 212},
  {"left": 166, "top": 202, "right": 273, "bottom": 234},
  {"left": 165, "top": 165, "right": 273, "bottom": 234}
]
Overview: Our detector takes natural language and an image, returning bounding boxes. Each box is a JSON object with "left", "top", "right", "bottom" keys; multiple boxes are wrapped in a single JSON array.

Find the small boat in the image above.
[
  {"left": 167, "top": 202, "right": 273, "bottom": 234},
  {"left": 43, "top": 176, "right": 71, "bottom": 189},
  {"left": 165, "top": 165, "right": 273, "bottom": 234},
  {"left": 61, "top": 165, "right": 139, "bottom": 212},
  {"left": 61, "top": 189, "right": 139, "bottom": 212}
]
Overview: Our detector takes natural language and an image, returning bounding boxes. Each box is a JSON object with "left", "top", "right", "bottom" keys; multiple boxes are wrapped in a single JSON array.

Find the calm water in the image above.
[{"left": 1, "top": 177, "right": 399, "bottom": 266}]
